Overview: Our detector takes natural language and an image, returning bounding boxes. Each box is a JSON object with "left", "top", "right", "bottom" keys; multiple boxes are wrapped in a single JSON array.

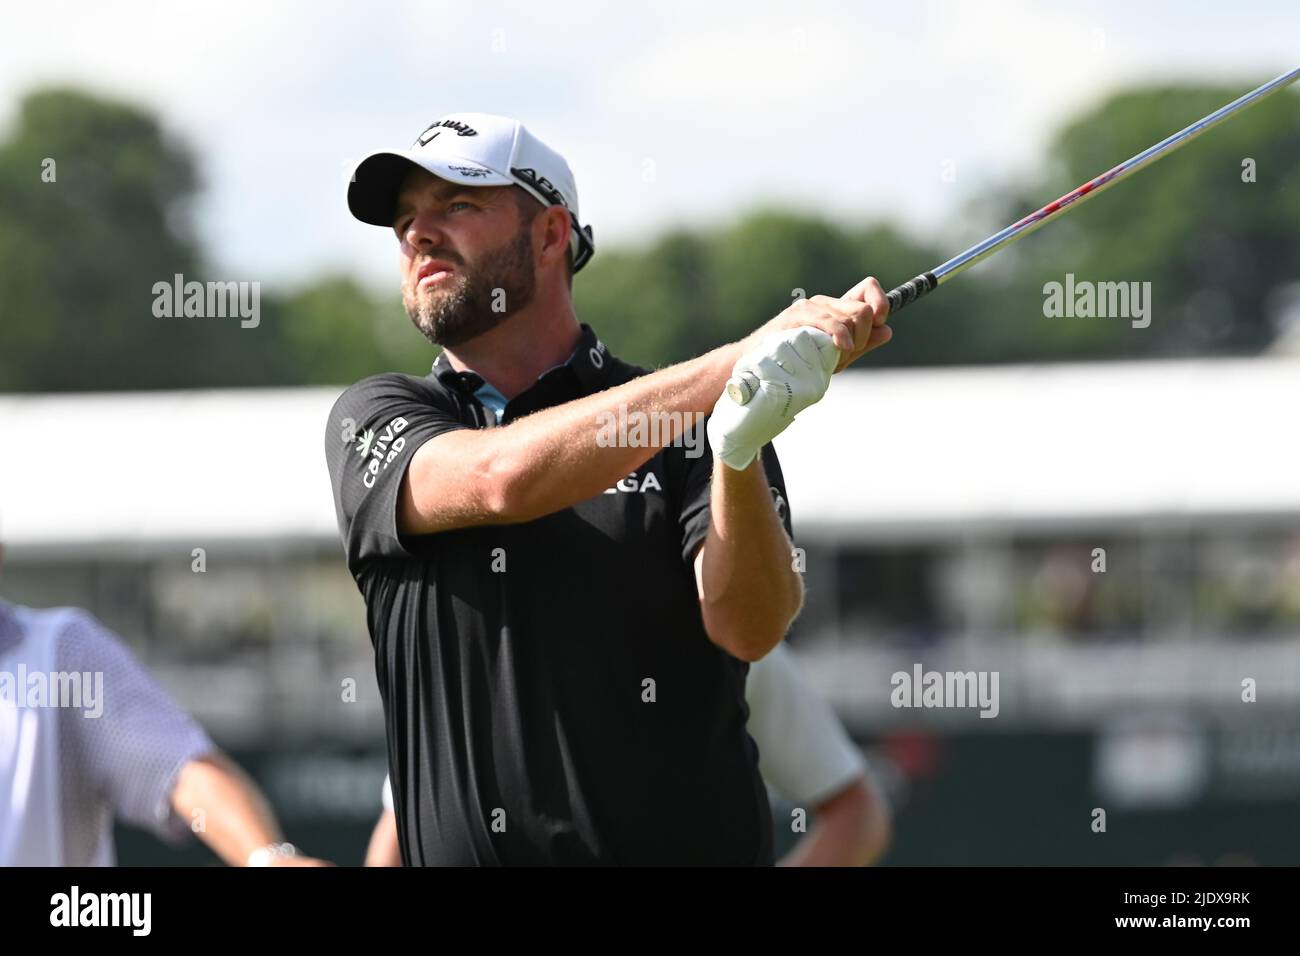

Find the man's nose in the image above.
[{"left": 404, "top": 210, "right": 449, "bottom": 250}]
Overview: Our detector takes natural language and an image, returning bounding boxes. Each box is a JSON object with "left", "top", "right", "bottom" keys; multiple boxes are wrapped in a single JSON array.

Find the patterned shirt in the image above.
[{"left": 0, "top": 600, "right": 214, "bottom": 866}]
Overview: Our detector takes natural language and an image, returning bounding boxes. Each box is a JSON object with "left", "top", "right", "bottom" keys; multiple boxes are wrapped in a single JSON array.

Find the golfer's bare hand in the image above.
[
  {"left": 743, "top": 276, "right": 891, "bottom": 374},
  {"left": 834, "top": 276, "right": 892, "bottom": 371}
]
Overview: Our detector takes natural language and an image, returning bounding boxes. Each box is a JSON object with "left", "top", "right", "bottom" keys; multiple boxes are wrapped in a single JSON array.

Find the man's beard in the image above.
[{"left": 402, "top": 228, "right": 537, "bottom": 348}]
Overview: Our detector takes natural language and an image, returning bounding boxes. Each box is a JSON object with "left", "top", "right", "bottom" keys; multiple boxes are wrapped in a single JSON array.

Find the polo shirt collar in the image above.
[{"left": 431, "top": 324, "right": 612, "bottom": 401}]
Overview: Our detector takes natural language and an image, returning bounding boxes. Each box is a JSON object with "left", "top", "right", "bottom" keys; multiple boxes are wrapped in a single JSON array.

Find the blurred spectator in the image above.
[{"left": 0, "top": 543, "right": 331, "bottom": 866}]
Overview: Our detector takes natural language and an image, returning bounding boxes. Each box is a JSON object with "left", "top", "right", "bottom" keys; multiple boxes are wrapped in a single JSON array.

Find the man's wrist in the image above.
[
  {"left": 715, "top": 444, "right": 759, "bottom": 471},
  {"left": 715, "top": 445, "right": 765, "bottom": 477},
  {"left": 701, "top": 341, "right": 745, "bottom": 388}
]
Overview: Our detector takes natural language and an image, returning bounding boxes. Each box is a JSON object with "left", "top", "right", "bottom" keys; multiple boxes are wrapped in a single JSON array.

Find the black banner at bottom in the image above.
[{"left": 0, "top": 864, "right": 1283, "bottom": 943}]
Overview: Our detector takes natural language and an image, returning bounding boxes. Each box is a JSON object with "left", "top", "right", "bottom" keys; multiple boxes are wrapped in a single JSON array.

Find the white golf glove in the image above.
[{"left": 707, "top": 327, "right": 840, "bottom": 470}]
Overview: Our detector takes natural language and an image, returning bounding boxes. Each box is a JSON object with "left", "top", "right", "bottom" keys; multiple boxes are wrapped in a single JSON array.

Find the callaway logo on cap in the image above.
[{"left": 347, "top": 112, "right": 595, "bottom": 272}]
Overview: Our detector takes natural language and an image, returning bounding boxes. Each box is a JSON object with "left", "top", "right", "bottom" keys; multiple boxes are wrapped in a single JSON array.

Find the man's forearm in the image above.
[
  {"left": 365, "top": 810, "right": 403, "bottom": 867},
  {"left": 779, "top": 778, "right": 892, "bottom": 867},
  {"left": 488, "top": 344, "right": 744, "bottom": 519},
  {"left": 400, "top": 282, "right": 889, "bottom": 537},
  {"left": 696, "top": 456, "right": 803, "bottom": 661},
  {"left": 170, "top": 754, "right": 285, "bottom": 866}
]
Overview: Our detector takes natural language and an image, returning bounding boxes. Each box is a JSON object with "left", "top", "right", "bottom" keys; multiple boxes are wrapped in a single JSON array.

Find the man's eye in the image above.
[
  {"left": 448, "top": 201, "right": 473, "bottom": 212},
  {"left": 396, "top": 219, "right": 413, "bottom": 238}
]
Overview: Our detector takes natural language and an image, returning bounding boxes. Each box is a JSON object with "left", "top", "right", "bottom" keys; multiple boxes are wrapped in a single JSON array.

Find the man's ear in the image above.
[{"left": 536, "top": 205, "right": 572, "bottom": 274}]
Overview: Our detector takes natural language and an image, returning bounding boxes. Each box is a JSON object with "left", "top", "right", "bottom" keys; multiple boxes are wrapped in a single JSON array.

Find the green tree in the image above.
[
  {"left": 0, "top": 89, "right": 206, "bottom": 390},
  {"left": 278, "top": 278, "right": 427, "bottom": 384}
]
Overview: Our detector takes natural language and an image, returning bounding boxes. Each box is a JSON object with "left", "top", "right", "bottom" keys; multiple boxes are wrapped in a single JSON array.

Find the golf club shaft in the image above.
[
  {"left": 724, "top": 67, "right": 1300, "bottom": 406},
  {"left": 884, "top": 66, "right": 1300, "bottom": 315}
]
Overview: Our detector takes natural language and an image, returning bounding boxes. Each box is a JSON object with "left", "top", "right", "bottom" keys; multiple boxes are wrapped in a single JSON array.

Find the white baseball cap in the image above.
[{"left": 347, "top": 112, "right": 595, "bottom": 272}]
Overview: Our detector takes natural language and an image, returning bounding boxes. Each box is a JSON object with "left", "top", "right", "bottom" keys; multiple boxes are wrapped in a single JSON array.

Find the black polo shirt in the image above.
[{"left": 324, "top": 324, "right": 793, "bottom": 865}]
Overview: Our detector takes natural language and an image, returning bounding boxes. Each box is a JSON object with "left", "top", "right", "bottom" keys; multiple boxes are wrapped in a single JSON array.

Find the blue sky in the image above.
[{"left": 2, "top": 0, "right": 1296, "bottom": 295}]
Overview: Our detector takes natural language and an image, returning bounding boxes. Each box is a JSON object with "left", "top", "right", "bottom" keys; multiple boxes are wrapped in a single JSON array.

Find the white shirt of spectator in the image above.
[
  {"left": 0, "top": 601, "right": 215, "bottom": 866},
  {"left": 0, "top": 606, "right": 74, "bottom": 865},
  {"left": 744, "top": 641, "right": 866, "bottom": 806}
]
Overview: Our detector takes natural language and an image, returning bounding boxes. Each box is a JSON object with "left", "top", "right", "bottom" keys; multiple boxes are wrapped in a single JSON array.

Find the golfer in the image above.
[{"left": 327, "top": 112, "right": 891, "bottom": 865}]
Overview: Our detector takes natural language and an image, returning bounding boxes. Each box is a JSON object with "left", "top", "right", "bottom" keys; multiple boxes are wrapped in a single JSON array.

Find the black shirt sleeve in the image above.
[
  {"left": 678, "top": 435, "right": 795, "bottom": 566},
  {"left": 325, "top": 373, "right": 469, "bottom": 573}
]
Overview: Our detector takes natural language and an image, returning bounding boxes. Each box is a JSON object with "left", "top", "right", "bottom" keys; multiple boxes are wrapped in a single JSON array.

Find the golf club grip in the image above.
[
  {"left": 885, "top": 271, "right": 938, "bottom": 316},
  {"left": 726, "top": 270, "right": 940, "bottom": 405}
]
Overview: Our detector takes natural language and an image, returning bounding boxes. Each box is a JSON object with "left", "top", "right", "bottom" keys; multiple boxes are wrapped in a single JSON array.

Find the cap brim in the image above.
[{"left": 346, "top": 151, "right": 514, "bottom": 227}]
